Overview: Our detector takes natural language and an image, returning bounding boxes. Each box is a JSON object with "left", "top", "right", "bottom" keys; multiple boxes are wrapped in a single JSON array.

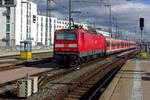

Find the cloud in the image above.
[{"left": 35, "top": 0, "right": 150, "bottom": 42}]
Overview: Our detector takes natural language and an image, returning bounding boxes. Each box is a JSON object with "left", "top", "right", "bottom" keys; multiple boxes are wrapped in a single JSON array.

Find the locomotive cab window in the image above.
[{"left": 56, "top": 31, "right": 77, "bottom": 40}]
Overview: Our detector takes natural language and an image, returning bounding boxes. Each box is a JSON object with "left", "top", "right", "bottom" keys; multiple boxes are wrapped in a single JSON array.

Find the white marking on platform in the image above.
[{"left": 131, "top": 60, "right": 143, "bottom": 100}]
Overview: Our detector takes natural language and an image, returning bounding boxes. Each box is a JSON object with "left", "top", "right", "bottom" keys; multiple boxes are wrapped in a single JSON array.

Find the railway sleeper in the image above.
[{"left": 64, "top": 60, "right": 126, "bottom": 99}]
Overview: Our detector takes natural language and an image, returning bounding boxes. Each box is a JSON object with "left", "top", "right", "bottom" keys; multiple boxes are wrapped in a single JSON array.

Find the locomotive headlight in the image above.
[{"left": 68, "top": 44, "right": 77, "bottom": 48}]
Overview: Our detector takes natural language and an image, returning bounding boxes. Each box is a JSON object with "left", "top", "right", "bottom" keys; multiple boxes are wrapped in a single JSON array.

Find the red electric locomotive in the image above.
[{"left": 54, "top": 26, "right": 136, "bottom": 66}]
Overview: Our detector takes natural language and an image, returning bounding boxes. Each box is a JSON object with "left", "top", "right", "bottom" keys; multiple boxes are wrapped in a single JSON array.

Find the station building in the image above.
[{"left": 0, "top": 0, "right": 86, "bottom": 49}]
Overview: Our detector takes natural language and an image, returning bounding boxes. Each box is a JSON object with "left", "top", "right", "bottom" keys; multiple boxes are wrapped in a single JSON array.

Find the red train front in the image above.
[
  {"left": 54, "top": 29, "right": 78, "bottom": 66},
  {"left": 54, "top": 27, "right": 106, "bottom": 66}
]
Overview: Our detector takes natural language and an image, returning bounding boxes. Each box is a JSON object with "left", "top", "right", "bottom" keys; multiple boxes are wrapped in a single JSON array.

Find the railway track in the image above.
[
  {"left": 0, "top": 55, "right": 108, "bottom": 99},
  {"left": 0, "top": 57, "right": 53, "bottom": 71},
  {"left": 0, "top": 51, "right": 52, "bottom": 59},
  {"left": 0, "top": 59, "right": 59, "bottom": 98},
  {"left": 0, "top": 49, "right": 138, "bottom": 99},
  {"left": 0, "top": 51, "right": 55, "bottom": 97},
  {"left": 0, "top": 51, "right": 53, "bottom": 72},
  {"left": 64, "top": 58, "right": 125, "bottom": 100},
  {"left": 25, "top": 49, "right": 138, "bottom": 100},
  {"left": 63, "top": 50, "right": 138, "bottom": 100}
]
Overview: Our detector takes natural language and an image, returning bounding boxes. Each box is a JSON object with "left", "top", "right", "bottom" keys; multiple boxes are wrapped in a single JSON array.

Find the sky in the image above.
[{"left": 32, "top": 0, "right": 150, "bottom": 42}]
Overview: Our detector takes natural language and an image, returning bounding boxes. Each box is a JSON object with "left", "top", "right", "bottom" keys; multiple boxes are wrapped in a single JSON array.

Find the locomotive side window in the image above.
[{"left": 56, "top": 31, "right": 77, "bottom": 40}]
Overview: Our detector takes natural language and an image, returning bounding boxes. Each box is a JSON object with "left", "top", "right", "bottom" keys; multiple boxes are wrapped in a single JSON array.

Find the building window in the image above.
[
  {"left": 29, "top": 4, "right": 31, "bottom": 10},
  {"left": 21, "top": 33, "right": 22, "bottom": 40},
  {"left": 28, "top": 19, "right": 31, "bottom": 25},
  {"left": 49, "top": 18, "right": 51, "bottom": 23},
  {"left": 6, "top": 24, "right": 10, "bottom": 32},
  {"left": 6, "top": 33, "right": 10, "bottom": 41},
  {"left": 21, "top": 9, "right": 23, "bottom": 15},
  {"left": 37, "top": 24, "right": 38, "bottom": 41},
  {"left": 54, "top": 24, "right": 56, "bottom": 30},
  {"left": 6, "top": 16, "right": 10, "bottom": 23},
  {"left": 21, "top": 25, "right": 22, "bottom": 32},
  {"left": 29, "top": 12, "right": 31, "bottom": 17},
  {"left": 29, "top": 27, "right": 31, "bottom": 33},
  {"left": 41, "top": 32, "right": 43, "bottom": 42},
  {"left": 21, "top": 17, "right": 23, "bottom": 24}
]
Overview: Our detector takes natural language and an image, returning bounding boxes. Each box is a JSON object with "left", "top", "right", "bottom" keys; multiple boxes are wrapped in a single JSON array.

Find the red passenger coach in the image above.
[
  {"left": 106, "top": 37, "right": 136, "bottom": 54},
  {"left": 54, "top": 27, "right": 106, "bottom": 66}
]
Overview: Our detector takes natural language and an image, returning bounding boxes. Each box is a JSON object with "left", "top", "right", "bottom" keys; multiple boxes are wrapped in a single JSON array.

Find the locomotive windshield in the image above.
[{"left": 56, "top": 31, "right": 77, "bottom": 40}]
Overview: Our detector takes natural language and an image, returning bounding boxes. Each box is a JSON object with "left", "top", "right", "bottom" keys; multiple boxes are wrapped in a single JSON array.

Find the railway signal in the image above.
[
  {"left": 33, "top": 15, "right": 36, "bottom": 23},
  {"left": 139, "top": 17, "right": 144, "bottom": 31},
  {"left": 139, "top": 17, "right": 144, "bottom": 51},
  {"left": 139, "top": 17, "right": 144, "bottom": 40}
]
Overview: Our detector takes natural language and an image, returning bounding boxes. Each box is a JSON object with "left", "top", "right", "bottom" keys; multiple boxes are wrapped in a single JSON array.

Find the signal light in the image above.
[
  {"left": 33, "top": 15, "right": 36, "bottom": 23},
  {"left": 139, "top": 17, "right": 144, "bottom": 31}
]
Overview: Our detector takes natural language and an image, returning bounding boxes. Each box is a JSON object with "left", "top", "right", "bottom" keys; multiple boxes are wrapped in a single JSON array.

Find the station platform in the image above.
[{"left": 100, "top": 59, "right": 150, "bottom": 100}]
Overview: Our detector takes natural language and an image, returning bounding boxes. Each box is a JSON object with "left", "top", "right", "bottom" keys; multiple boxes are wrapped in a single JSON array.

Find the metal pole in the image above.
[
  {"left": 45, "top": 0, "right": 48, "bottom": 46},
  {"left": 115, "top": 25, "right": 117, "bottom": 38},
  {"left": 109, "top": 5, "right": 112, "bottom": 37},
  {"left": 141, "top": 30, "right": 143, "bottom": 45},
  {"left": 46, "top": 0, "right": 52, "bottom": 47},
  {"left": 69, "top": 0, "right": 72, "bottom": 29},
  {"left": 26, "top": 0, "right": 28, "bottom": 40},
  {"left": 13, "top": 6, "right": 16, "bottom": 48},
  {"left": 49, "top": 0, "right": 52, "bottom": 46}
]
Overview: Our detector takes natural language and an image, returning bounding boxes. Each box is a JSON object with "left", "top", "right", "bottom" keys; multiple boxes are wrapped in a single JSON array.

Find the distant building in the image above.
[
  {"left": 0, "top": 0, "right": 37, "bottom": 47},
  {"left": 0, "top": 0, "right": 87, "bottom": 48}
]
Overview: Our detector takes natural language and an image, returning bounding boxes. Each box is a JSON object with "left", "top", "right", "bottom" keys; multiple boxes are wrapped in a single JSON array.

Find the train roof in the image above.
[
  {"left": 55, "top": 28, "right": 136, "bottom": 44},
  {"left": 106, "top": 37, "right": 136, "bottom": 44},
  {"left": 55, "top": 27, "right": 104, "bottom": 36}
]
